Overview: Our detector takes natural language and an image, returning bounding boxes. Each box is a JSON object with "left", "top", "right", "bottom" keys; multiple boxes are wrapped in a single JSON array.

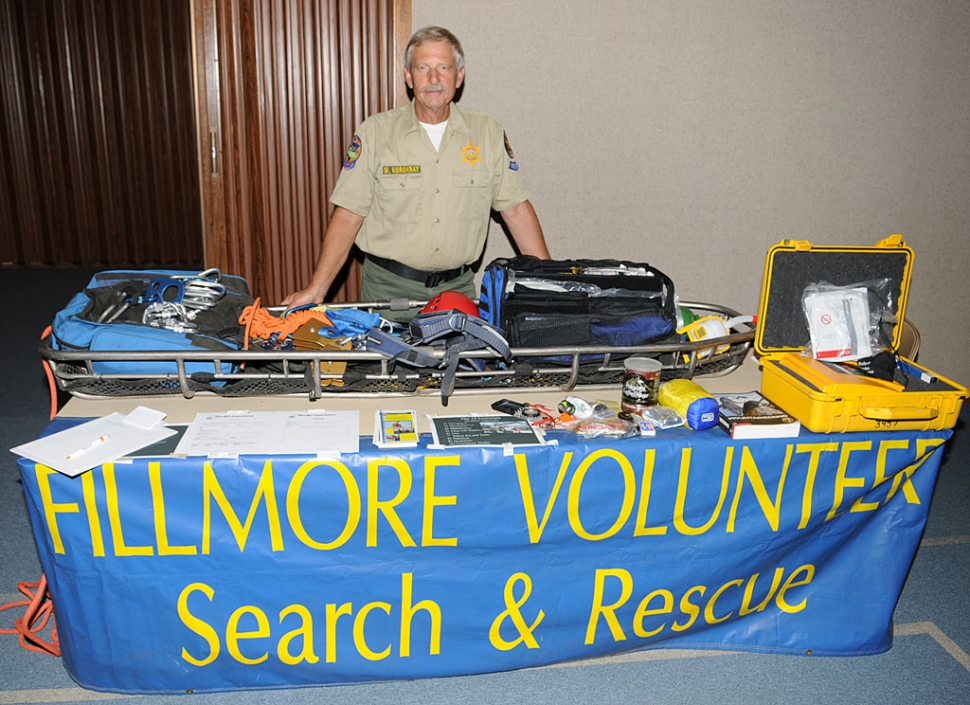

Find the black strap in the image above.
[{"left": 366, "top": 253, "right": 471, "bottom": 288}]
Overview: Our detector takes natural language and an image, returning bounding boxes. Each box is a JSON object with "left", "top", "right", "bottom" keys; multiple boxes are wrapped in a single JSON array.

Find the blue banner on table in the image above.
[{"left": 18, "top": 423, "right": 950, "bottom": 694}]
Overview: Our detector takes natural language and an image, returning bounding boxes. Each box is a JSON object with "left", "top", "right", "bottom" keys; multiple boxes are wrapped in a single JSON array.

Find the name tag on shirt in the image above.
[{"left": 382, "top": 165, "right": 422, "bottom": 175}]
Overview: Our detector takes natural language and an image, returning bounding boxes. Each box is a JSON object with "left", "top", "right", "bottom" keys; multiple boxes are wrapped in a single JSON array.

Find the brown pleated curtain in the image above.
[
  {"left": 0, "top": 0, "right": 203, "bottom": 267},
  {"left": 196, "top": 0, "right": 411, "bottom": 304},
  {"left": 0, "top": 0, "right": 407, "bottom": 306}
]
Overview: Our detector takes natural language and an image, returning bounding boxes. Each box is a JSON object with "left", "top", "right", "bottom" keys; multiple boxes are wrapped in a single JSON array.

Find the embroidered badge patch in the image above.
[
  {"left": 461, "top": 140, "right": 482, "bottom": 168},
  {"left": 504, "top": 131, "right": 519, "bottom": 171},
  {"left": 382, "top": 165, "right": 421, "bottom": 175},
  {"left": 343, "top": 135, "right": 362, "bottom": 170}
]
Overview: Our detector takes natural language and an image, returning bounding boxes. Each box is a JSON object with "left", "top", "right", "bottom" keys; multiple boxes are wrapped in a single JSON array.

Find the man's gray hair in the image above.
[{"left": 405, "top": 26, "right": 465, "bottom": 72}]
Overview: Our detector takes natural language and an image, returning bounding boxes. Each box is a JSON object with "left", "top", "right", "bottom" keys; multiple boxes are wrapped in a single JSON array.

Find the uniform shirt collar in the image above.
[{"left": 405, "top": 100, "right": 470, "bottom": 137}]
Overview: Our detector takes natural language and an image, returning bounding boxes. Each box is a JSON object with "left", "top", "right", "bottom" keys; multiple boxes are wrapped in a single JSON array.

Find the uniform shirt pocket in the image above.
[
  {"left": 376, "top": 173, "right": 424, "bottom": 224},
  {"left": 451, "top": 171, "right": 492, "bottom": 221}
]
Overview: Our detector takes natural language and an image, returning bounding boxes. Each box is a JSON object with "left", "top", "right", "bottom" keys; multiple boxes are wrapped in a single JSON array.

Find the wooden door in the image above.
[{"left": 193, "top": 0, "right": 410, "bottom": 304}]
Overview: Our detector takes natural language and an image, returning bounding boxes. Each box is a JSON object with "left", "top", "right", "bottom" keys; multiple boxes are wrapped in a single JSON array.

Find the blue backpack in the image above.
[{"left": 50, "top": 269, "right": 253, "bottom": 376}]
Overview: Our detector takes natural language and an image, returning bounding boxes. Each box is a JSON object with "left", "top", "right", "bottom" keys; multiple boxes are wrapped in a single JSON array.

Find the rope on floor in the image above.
[
  {"left": 0, "top": 574, "right": 60, "bottom": 656},
  {"left": 0, "top": 327, "right": 63, "bottom": 656}
]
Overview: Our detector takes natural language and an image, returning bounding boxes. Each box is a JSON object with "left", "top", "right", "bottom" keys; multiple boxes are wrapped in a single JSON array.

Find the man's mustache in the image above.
[{"left": 420, "top": 84, "right": 446, "bottom": 93}]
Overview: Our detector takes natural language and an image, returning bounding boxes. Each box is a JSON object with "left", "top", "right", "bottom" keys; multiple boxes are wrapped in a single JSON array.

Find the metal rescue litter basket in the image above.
[{"left": 41, "top": 299, "right": 755, "bottom": 401}]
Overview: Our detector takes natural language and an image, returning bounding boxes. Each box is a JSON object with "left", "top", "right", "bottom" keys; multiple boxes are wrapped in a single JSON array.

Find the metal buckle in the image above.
[
  {"left": 424, "top": 265, "right": 466, "bottom": 288},
  {"left": 448, "top": 313, "right": 467, "bottom": 332}
]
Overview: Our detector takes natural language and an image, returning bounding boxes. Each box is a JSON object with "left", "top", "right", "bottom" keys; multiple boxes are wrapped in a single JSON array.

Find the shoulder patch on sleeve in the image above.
[
  {"left": 343, "top": 134, "right": 362, "bottom": 170},
  {"left": 504, "top": 131, "right": 519, "bottom": 171}
]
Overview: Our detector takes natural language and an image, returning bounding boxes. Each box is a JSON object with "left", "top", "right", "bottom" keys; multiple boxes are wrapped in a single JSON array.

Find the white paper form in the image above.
[
  {"left": 174, "top": 410, "right": 360, "bottom": 457},
  {"left": 11, "top": 408, "right": 176, "bottom": 477}
]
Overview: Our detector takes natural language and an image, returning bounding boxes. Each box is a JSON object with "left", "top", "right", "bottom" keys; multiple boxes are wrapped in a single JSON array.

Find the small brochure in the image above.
[
  {"left": 11, "top": 406, "right": 176, "bottom": 477},
  {"left": 427, "top": 414, "right": 545, "bottom": 448},
  {"left": 373, "top": 410, "right": 420, "bottom": 448}
]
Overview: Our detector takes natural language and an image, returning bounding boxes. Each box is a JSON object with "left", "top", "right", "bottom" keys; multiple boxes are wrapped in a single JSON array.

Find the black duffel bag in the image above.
[{"left": 478, "top": 256, "right": 676, "bottom": 348}]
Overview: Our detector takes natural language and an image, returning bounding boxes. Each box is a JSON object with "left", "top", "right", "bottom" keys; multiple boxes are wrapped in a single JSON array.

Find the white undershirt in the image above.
[{"left": 420, "top": 120, "right": 448, "bottom": 151}]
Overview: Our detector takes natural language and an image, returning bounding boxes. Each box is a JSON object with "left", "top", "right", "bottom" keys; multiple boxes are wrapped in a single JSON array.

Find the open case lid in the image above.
[{"left": 755, "top": 234, "right": 914, "bottom": 357}]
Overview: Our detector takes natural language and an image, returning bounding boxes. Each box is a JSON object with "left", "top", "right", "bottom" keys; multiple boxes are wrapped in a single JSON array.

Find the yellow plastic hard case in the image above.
[{"left": 755, "top": 235, "right": 967, "bottom": 433}]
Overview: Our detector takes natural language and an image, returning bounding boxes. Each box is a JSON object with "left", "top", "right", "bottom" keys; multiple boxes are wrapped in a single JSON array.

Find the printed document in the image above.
[{"left": 174, "top": 410, "right": 359, "bottom": 456}]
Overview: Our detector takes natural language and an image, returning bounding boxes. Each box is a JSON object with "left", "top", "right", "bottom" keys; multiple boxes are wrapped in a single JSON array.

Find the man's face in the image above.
[{"left": 405, "top": 40, "right": 465, "bottom": 121}]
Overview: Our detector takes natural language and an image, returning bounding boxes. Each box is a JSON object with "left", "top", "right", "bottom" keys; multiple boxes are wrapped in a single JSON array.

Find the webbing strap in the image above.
[
  {"left": 409, "top": 312, "right": 511, "bottom": 360},
  {"left": 366, "top": 312, "right": 511, "bottom": 403},
  {"left": 437, "top": 335, "right": 494, "bottom": 405},
  {"left": 363, "top": 328, "right": 439, "bottom": 368}
]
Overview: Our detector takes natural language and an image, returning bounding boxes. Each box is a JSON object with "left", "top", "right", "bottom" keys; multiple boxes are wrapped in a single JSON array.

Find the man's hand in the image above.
[
  {"left": 281, "top": 286, "right": 324, "bottom": 309},
  {"left": 281, "top": 207, "right": 365, "bottom": 306}
]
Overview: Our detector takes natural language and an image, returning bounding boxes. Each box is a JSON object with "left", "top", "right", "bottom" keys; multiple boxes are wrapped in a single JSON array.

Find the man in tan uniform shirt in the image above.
[{"left": 282, "top": 26, "right": 550, "bottom": 311}]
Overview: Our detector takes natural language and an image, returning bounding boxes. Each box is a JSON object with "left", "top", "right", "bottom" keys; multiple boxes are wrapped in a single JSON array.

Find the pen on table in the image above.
[{"left": 66, "top": 435, "right": 109, "bottom": 461}]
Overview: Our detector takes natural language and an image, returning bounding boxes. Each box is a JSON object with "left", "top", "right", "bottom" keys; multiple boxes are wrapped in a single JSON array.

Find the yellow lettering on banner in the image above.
[
  {"left": 867, "top": 439, "right": 911, "bottom": 510},
  {"left": 514, "top": 451, "right": 573, "bottom": 544},
  {"left": 149, "top": 461, "right": 197, "bottom": 556},
  {"left": 103, "top": 463, "right": 153, "bottom": 556},
  {"left": 325, "top": 602, "right": 353, "bottom": 663},
  {"left": 588, "top": 564, "right": 817, "bottom": 644},
  {"left": 400, "top": 572, "right": 442, "bottom": 657},
  {"left": 776, "top": 564, "right": 815, "bottom": 612},
  {"left": 738, "top": 568, "right": 786, "bottom": 615},
  {"left": 178, "top": 582, "right": 220, "bottom": 666},
  {"left": 422, "top": 456, "right": 459, "bottom": 547},
  {"left": 633, "top": 589, "right": 673, "bottom": 638},
  {"left": 367, "top": 458, "right": 416, "bottom": 547},
  {"left": 568, "top": 449, "right": 636, "bottom": 540},
  {"left": 354, "top": 601, "right": 393, "bottom": 660},
  {"left": 178, "top": 574, "right": 441, "bottom": 667},
  {"left": 727, "top": 445, "right": 793, "bottom": 533},
  {"left": 795, "top": 443, "right": 838, "bottom": 529},
  {"left": 489, "top": 573, "right": 545, "bottom": 650},
  {"left": 203, "top": 461, "right": 284, "bottom": 554},
  {"left": 885, "top": 438, "right": 945, "bottom": 505},
  {"left": 80, "top": 471, "right": 105, "bottom": 556},
  {"left": 633, "top": 449, "right": 667, "bottom": 536},
  {"left": 673, "top": 448, "right": 731, "bottom": 535},
  {"left": 35, "top": 465, "right": 77, "bottom": 555},
  {"left": 825, "top": 441, "right": 872, "bottom": 521},
  {"left": 851, "top": 438, "right": 908, "bottom": 513},
  {"left": 226, "top": 605, "right": 270, "bottom": 665},
  {"left": 585, "top": 568, "right": 633, "bottom": 644},
  {"left": 286, "top": 459, "right": 360, "bottom": 551},
  {"left": 671, "top": 586, "right": 704, "bottom": 631},
  {"left": 705, "top": 579, "right": 743, "bottom": 624},
  {"left": 278, "top": 605, "right": 319, "bottom": 665}
]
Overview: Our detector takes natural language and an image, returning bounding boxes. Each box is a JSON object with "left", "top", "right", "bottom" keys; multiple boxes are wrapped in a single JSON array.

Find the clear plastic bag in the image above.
[
  {"left": 802, "top": 279, "right": 894, "bottom": 362},
  {"left": 635, "top": 405, "right": 686, "bottom": 430}
]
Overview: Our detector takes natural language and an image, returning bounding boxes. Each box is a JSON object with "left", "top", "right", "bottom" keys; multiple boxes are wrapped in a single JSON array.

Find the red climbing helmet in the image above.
[{"left": 421, "top": 290, "right": 480, "bottom": 317}]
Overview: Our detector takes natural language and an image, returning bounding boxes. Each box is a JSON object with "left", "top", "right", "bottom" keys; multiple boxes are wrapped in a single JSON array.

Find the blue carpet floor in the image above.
[{"left": 1, "top": 269, "right": 968, "bottom": 704}]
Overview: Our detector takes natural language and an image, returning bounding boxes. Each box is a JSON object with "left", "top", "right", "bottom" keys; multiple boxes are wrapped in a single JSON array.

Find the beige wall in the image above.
[{"left": 413, "top": 0, "right": 970, "bottom": 385}]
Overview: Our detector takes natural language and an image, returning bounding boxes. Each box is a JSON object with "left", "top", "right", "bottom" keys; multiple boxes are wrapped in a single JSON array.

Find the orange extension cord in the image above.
[
  {"left": 0, "top": 327, "right": 61, "bottom": 656},
  {"left": 0, "top": 575, "right": 60, "bottom": 656}
]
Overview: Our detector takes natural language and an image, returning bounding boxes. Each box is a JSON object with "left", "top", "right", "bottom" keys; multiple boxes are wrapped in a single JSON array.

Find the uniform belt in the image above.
[{"left": 366, "top": 253, "right": 471, "bottom": 288}]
